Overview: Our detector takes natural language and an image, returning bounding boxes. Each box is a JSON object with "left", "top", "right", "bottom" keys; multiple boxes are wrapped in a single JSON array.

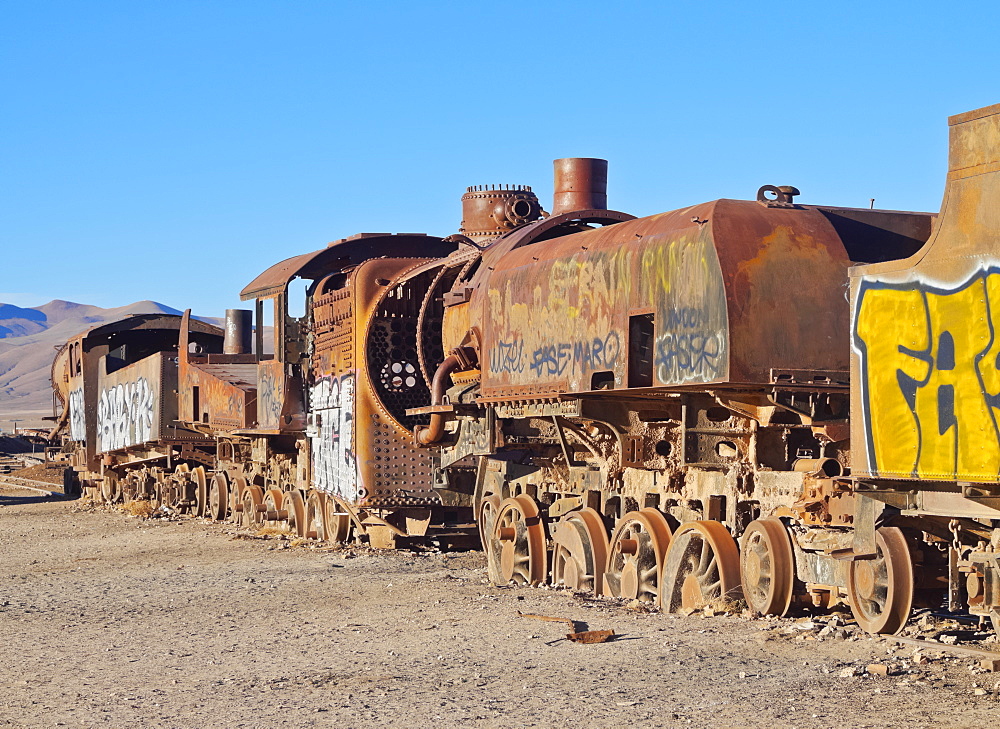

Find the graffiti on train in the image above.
[
  {"left": 655, "top": 307, "right": 726, "bottom": 385},
  {"left": 258, "top": 365, "right": 283, "bottom": 428},
  {"left": 96, "top": 377, "right": 156, "bottom": 452},
  {"left": 854, "top": 268, "right": 1000, "bottom": 480},
  {"left": 308, "top": 374, "right": 358, "bottom": 501},
  {"left": 68, "top": 388, "right": 86, "bottom": 442},
  {"left": 489, "top": 339, "right": 526, "bottom": 375},
  {"left": 490, "top": 332, "right": 621, "bottom": 378}
]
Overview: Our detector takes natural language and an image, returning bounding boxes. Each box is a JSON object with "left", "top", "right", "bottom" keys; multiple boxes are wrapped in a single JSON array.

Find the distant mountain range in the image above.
[{"left": 0, "top": 300, "right": 217, "bottom": 429}]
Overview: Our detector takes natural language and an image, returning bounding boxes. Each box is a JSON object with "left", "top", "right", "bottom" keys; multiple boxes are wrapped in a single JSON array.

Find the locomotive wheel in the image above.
[
  {"left": 101, "top": 473, "right": 121, "bottom": 504},
  {"left": 171, "top": 464, "right": 191, "bottom": 511},
  {"left": 740, "top": 518, "right": 795, "bottom": 617},
  {"left": 661, "top": 521, "right": 742, "bottom": 612},
  {"left": 262, "top": 489, "right": 285, "bottom": 524},
  {"left": 847, "top": 527, "right": 913, "bottom": 635},
  {"left": 208, "top": 473, "right": 229, "bottom": 521},
  {"left": 283, "top": 489, "right": 306, "bottom": 538},
  {"left": 603, "top": 509, "right": 671, "bottom": 603},
  {"left": 150, "top": 471, "right": 165, "bottom": 508},
  {"left": 488, "top": 496, "right": 547, "bottom": 586},
  {"left": 229, "top": 477, "right": 248, "bottom": 524},
  {"left": 192, "top": 466, "right": 208, "bottom": 518},
  {"left": 305, "top": 490, "right": 327, "bottom": 540},
  {"left": 241, "top": 485, "right": 265, "bottom": 529},
  {"left": 121, "top": 475, "right": 138, "bottom": 504},
  {"left": 551, "top": 508, "right": 610, "bottom": 594},
  {"left": 477, "top": 494, "right": 502, "bottom": 549},
  {"left": 325, "top": 502, "right": 352, "bottom": 543}
]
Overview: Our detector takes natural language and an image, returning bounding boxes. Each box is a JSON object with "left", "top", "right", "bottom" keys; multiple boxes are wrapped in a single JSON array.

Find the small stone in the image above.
[
  {"left": 973, "top": 688, "right": 988, "bottom": 696},
  {"left": 839, "top": 666, "right": 860, "bottom": 678},
  {"left": 867, "top": 663, "right": 891, "bottom": 677},
  {"left": 940, "top": 634, "right": 959, "bottom": 645},
  {"left": 981, "top": 658, "right": 1000, "bottom": 672}
]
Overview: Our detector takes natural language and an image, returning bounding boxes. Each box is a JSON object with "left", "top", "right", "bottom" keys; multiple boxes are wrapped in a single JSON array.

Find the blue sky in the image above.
[{"left": 3, "top": 1, "right": 999, "bottom": 316}]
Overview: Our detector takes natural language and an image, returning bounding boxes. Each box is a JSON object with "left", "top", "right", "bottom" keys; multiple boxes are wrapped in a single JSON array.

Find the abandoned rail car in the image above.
[{"left": 52, "top": 103, "right": 1000, "bottom": 638}]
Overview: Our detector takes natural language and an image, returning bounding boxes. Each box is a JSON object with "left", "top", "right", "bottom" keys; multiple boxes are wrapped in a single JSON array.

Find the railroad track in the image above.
[{"left": 0, "top": 473, "right": 63, "bottom": 497}]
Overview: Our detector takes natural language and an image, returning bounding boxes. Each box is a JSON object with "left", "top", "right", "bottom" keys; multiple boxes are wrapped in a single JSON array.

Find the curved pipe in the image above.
[{"left": 415, "top": 354, "right": 463, "bottom": 445}]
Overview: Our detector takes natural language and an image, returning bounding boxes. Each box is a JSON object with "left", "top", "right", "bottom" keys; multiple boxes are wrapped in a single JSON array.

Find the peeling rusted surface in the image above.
[
  {"left": 471, "top": 200, "right": 927, "bottom": 399},
  {"left": 567, "top": 629, "right": 615, "bottom": 644}
]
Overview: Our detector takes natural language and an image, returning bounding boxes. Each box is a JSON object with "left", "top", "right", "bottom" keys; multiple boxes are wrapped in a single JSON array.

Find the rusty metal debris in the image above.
[
  {"left": 516, "top": 611, "right": 576, "bottom": 631},
  {"left": 516, "top": 611, "right": 615, "bottom": 644},
  {"left": 566, "top": 629, "right": 615, "bottom": 644}
]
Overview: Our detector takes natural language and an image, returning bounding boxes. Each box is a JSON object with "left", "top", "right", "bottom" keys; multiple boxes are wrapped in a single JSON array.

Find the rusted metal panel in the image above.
[
  {"left": 94, "top": 353, "right": 176, "bottom": 454},
  {"left": 179, "top": 361, "right": 257, "bottom": 430},
  {"left": 256, "top": 358, "right": 289, "bottom": 431},
  {"left": 476, "top": 200, "right": 877, "bottom": 398},
  {"left": 851, "top": 102, "right": 1000, "bottom": 483},
  {"left": 308, "top": 258, "right": 442, "bottom": 507}
]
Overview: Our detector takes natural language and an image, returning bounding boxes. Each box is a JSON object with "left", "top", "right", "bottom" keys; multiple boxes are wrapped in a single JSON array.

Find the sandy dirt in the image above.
[{"left": 2, "top": 483, "right": 999, "bottom": 729}]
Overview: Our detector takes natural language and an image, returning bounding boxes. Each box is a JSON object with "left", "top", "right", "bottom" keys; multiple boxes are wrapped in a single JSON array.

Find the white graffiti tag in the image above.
[
  {"left": 308, "top": 374, "right": 359, "bottom": 501},
  {"left": 96, "top": 377, "right": 155, "bottom": 452},
  {"left": 68, "top": 388, "right": 86, "bottom": 442}
]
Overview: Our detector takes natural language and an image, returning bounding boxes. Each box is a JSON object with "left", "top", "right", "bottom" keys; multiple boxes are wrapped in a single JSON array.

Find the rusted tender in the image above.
[{"left": 58, "top": 314, "right": 225, "bottom": 500}]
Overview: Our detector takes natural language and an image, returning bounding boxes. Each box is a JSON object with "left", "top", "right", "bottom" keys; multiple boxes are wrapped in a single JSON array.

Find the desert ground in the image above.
[{"left": 2, "top": 473, "right": 999, "bottom": 729}]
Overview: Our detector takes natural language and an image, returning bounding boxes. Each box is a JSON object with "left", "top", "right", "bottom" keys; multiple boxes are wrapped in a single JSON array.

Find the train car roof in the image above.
[
  {"left": 240, "top": 233, "right": 455, "bottom": 301},
  {"left": 73, "top": 314, "right": 222, "bottom": 347}
]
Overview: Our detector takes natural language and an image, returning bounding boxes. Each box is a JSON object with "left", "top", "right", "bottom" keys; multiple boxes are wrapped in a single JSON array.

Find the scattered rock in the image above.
[{"left": 867, "top": 663, "right": 891, "bottom": 677}]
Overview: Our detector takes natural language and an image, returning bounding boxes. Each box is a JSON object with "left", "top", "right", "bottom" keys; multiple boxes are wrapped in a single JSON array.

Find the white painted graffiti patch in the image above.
[
  {"left": 308, "top": 374, "right": 359, "bottom": 501},
  {"left": 68, "top": 388, "right": 86, "bottom": 442},
  {"left": 96, "top": 377, "right": 155, "bottom": 452}
]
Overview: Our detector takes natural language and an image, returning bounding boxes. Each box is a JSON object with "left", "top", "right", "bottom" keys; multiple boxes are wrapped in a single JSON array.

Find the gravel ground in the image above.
[{"left": 2, "top": 483, "right": 999, "bottom": 729}]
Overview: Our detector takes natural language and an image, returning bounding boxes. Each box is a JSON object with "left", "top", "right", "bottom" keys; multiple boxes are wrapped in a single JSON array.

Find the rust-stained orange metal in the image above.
[
  {"left": 469, "top": 200, "right": 931, "bottom": 400},
  {"left": 551, "top": 158, "right": 608, "bottom": 216},
  {"left": 459, "top": 185, "right": 543, "bottom": 245}
]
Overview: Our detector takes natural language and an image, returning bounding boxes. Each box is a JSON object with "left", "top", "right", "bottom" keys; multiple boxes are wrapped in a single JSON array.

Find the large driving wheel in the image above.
[
  {"left": 488, "top": 496, "right": 547, "bottom": 586},
  {"left": 847, "top": 527, "right": 913, "bottom": 635},
  {"left": 228, "top": 477, "right": 248, "bottom": 524},
  {"left": 305, "top": 490, "right": 327, "bottom": 540},
  {"left": 477, "top": 494, "right": 502, "bottom": 549},
  {"left": 551, "top": 508, "right": 610, "bottom": 594},
  {"left": 603, "top": 509, "right": 672, "bottom": 603},
  {"left": 740, "top": 518, "right": 795, "bottom": 616},
  {"left": 325, "top": 498, "right": 353, "bottom": 543},
  {"left": 241, "top": 484, "right": 265, "bottom": 529},
  {"left": 208, "top": 472, "right": 229, "bottom": 521},
  {"left": 283, "top": 489, "right": 306, "bottom": 538},
  {"left": 262, "top": 488, "right": 285, "bottom": 524},
  {"left": 192, "top": 466, "right": 208, "bottom": 517},
  {"left": 661, "top": 521, "right": 742, "bottom": 612}
]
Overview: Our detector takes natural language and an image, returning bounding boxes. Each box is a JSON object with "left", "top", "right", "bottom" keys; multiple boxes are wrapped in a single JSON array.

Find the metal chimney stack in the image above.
[
  {"left": 551, "top": 158, "right": 608, "bottom": 216},
  {"left": 224, "top": 309, "right": 253, "bottom": 355}
]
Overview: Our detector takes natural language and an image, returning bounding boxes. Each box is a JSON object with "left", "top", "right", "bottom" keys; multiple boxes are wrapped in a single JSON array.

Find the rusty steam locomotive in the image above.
[{"left": 53, "top": 102, "right": 1000, "bottom": 637}]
